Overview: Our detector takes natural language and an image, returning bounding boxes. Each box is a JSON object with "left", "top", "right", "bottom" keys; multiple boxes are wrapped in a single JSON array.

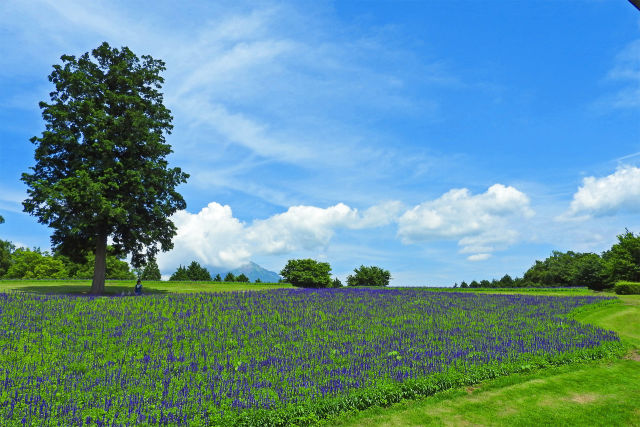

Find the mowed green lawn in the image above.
[
  {"left": 0, "top": 279, "right": 293, "bottom": 295},
  {"left": 328, "top": 292, "right": 640, "bottom": 427}
]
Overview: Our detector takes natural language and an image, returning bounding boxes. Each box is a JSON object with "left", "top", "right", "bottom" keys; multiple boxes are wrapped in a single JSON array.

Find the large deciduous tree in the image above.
[
  {"left": 280, "top": 259, "right": 332, "bottom": 288},
  {"left": 603, "top": 229, "right": 640, "bottom": 285},
  {"left": 22, "top": 42, "right": 189, "bottom": 295}
]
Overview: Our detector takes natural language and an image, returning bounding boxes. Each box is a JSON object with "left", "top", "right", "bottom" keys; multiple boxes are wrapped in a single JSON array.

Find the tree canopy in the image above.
[
  {"left": 140, "top": 258, "right": 162, "bottom": 281},
  {"left": 280, "top": 259, "right": 332, "bottom": 288},
  {"left": 346, "top": 265, "right": 391, "bottom": 287},
  {"left": 186, "top": 261, "right": 211, "bottom": 281},
  {"left": 603, "top": 229, "right": 640, "bottom": 284},
  {"left": 169, "top": 265, "right": 190, "bottom": 281},
  {"left": 0, "top": 246, "right": 135, "bottom": 280},
  {"left": 168, "top": 261, "right": 211, "bottom": 281},
  {"left": 22, "top": 42, "right": 188, "bottom": 294}
]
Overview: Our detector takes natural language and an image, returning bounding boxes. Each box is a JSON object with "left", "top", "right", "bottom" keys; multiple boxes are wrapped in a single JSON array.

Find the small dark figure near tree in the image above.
[{"left": 134, "top": 279, "right": 142, "bottom": 296}]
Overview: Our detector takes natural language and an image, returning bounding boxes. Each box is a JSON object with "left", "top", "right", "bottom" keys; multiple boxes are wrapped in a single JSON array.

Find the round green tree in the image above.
[
  {"left": 280, "top": 258, "right": 332, "bottom": 288},
  {"left": 346, "top": 265, "right": 391, "bottom": 287},
  {"left": 22, "top": 42, "right": 188, "bottom": 295}
]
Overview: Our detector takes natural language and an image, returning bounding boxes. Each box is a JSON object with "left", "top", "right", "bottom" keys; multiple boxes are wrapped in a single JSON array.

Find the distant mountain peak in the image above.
[{"left": 208, "top": 261, "right": 281, "bottom": 283}]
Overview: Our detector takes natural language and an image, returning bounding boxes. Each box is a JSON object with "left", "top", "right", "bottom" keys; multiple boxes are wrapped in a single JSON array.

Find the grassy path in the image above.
[
  {"left": 0, "top": 279, "right": 293, "bottom": 295},
  {"left": 328, "top": 294, "right": 640, "bottom": 427}
]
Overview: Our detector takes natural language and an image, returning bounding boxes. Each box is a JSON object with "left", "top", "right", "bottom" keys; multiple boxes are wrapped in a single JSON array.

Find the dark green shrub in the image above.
[{"left": 614, "top": 281, "right": 640, "bottom": 295}]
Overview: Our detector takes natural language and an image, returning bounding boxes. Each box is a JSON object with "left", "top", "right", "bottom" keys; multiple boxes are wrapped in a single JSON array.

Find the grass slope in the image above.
[
  {"left": 0, "top": 279, "right": 293, "bottom": 295},
  {"left": 328, "top": 293, "right": 640, "bottom": 427}
]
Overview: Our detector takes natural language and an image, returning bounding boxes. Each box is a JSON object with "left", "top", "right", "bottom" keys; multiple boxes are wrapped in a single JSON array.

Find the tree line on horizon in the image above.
[
  {"left": 168, "top": 261, "right": 258, "bottom": 283},
  {"left": 2, "top": 229, "right": 638, "bottom": 289},
  {"left": 0, "top": 242, "right": 268, "bottom": 283},
  {"left": 278, "top": 259, "right": 391, "bottom": 288},
  {"left": 0, "top": 242, "right": 141, "bottom": 281},
  {"left": 455, "top": 229, "right": 640, "bottom": 291}
]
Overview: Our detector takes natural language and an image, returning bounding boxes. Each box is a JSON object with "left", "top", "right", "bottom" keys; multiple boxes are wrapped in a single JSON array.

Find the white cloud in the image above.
[
  {"left": 245, "top": 203, "right": 358, "bottom": 254},
  {"left": 0, "top": 185, "right": 26, "bottom": 213},
  {"left": 156, "top": 201, "right": 401, "bottom": 272},
  {"left": 397, "top": 184, "right": 533, "bottom": 256},
  {"left": 353, "top": 201, "right": 405, "bottom": 229},
  {"left": 176, "top": 97, "right": 315, "bottom": 162},
  {"left": 0, "top": 0, "right": 460, "bottom": 211},
  {"left": 606, "top": 39, "right": 640, "bottom": 109},
  {"left": 467, "top": 253, "right": 491, "bottom": 262},
  {"left": 157, "top": 202, "right": 251, "bottom": 270},
  {"left": 458, "top": 229, "right": 519, "bottom": 254},
  {"left": 563, "top": 166, "right": 640, "bottom": 219},
  {"left": 594, "top": 38, "right": 640, "bottom": 111}
]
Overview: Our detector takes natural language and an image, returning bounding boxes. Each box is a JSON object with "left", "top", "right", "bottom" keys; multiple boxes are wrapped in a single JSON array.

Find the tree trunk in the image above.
[{"left": 90, "top": 234, "right": 108, "bottom": 295}]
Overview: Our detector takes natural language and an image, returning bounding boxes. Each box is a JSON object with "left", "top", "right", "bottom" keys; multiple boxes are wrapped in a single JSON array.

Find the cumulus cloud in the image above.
[
  {"left": 397, "top": 184, "right": 533, "bottom": 256},
  {"left": 353, "top": 201, "right": 405, "bottom": 229},
  {"left": 563, "top": 166, "right": 640, "bottom": 219},
  {"left": 157, "top": 185, "right": 533, "bottom": 272},
  {"left": 245, "top": 203, "right": 359, "bottom": 254},
  {"left": 157, "top": 203, "right": 252, "bottom": 270},
  {"left": 157, "top": 201, "right": 402, "bottom": 271}
]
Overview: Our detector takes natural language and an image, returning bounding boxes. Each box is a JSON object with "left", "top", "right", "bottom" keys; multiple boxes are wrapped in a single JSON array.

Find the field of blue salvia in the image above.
[{"left": 0, "top": 289, "right": 623, "bottom": 426}]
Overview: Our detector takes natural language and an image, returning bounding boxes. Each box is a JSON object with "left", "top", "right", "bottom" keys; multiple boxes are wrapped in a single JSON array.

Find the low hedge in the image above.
[{"left": 614, "top": 281, "right": 640, "bottom": 295}]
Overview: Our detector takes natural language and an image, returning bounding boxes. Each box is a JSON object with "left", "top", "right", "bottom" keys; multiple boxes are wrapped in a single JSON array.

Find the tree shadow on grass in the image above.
[{"left": 11, "top": 284, "right": 169, "bottom": 297}]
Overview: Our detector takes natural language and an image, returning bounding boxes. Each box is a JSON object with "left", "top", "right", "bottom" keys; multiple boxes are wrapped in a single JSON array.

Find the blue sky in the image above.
[{"left": 1, "top": 0, "right": 639, "bottom": 285}]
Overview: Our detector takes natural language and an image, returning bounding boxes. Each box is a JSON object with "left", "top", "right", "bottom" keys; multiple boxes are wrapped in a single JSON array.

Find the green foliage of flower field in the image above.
[
  {"left": 328, "top": 293, "right": 640, "bottom": 427},
  {"left": 0, "top": 285, "right": 626, "bottom": 426}
]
